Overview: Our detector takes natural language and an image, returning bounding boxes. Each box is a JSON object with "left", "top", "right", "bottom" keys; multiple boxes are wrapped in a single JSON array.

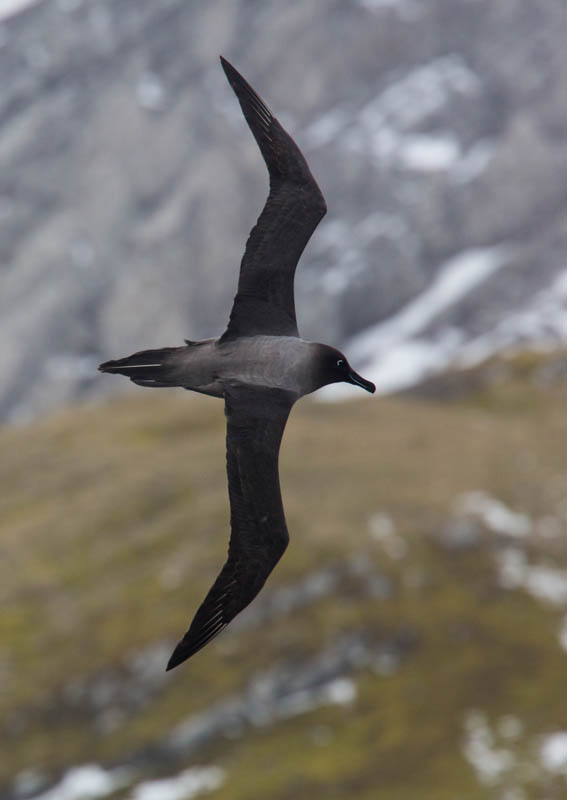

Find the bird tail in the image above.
[{"left": 98, "top": 347, "right": 184, "bottom": 387}]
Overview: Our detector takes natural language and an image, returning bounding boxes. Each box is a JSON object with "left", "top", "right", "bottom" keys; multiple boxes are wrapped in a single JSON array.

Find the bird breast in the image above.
[{"left": 219, "top": 336, "right": 316, "bottom": 395}]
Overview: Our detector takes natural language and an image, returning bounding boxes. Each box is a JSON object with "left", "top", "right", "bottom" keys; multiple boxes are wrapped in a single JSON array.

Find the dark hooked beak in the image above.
[{"left": 348, "top": 369, "right": 376, "bottom": 393}]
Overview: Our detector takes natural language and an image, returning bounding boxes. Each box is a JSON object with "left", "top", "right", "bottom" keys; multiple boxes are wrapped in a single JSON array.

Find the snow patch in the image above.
[
  {"left": 277, "top": 677, "right": 357, "bottom": 719},
  {"left": 130, "top": 767, "right": 225, "bottom": 800},
  {"left": 460, "top": 269, "right": 567, "bottom": 367},
  {"left": 368, "top": 512, "right": 396, "bottom": 539},
  {"left": 369, "top": 512, "right": 408, "bottom": 558},
  {"left": 307, "top": 55, "right": 481, "bottom": 172},
  {"left": 351, "top": 246, "right": 511, "bottom": 362},
  {"left": 495, "top": 548, "right": 567, "bottom": 607},
  {"left": 373, "top": 332, "right": 462, "bottom": 393},
  {"left": 317, "top": 247, "right": 510, "bottom": 398},
  {"left": 363, "top": 55, "right": 480, "bottom": 133},
  {"left": 455, "top": 492, "right": 531, "bottom": 538},
  {"left": 540, "top": 732, "right": 567, "bottom": 775},
  {"left": 462, "top": 710, "right": 515, "bottom": 785},
  {"left": 524, "top": 566, "right": 567, "bottom": 607},
  {"left": 319, "top": 329, "right": 463, "bottom": 400},
  {"left": 317, "top": 245, "right": 565, "bottom": 401},
  {"left": 337, "top": 55, "right": 480, "bottom": 164},
  {"left": 397, "top": 133, "right": 461, "bottom": 172},
  {"left": 30, "top": 765, "right": 132, "bottom": 800},
  {"left": 0, "top": 0, "right": 42, "bottom": 21}
]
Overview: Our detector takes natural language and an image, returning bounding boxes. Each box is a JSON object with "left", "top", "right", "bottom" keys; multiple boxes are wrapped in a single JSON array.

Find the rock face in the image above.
[{"left": 0, "top": 0, "right": 565, "bottom": 420}]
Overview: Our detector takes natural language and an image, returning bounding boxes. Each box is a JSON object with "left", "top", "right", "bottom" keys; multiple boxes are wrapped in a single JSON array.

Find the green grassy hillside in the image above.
[{"left": 1, "top": 354, "right": 566, "bottom": 799}]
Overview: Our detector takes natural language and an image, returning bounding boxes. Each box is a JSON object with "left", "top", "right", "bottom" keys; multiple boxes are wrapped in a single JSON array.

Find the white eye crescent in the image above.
[{"left": 336, "top": 359, "right": 345, "bottom": 367}]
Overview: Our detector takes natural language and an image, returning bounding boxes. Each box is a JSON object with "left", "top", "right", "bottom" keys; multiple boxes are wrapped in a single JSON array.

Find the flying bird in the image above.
[{"left": 99, "top": 57, "right": 375, "bottom": 670}]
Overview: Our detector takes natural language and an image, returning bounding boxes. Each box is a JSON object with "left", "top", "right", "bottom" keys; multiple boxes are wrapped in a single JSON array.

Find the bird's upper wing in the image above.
[
  {"left": 166, "top": 385, "right": 296, "bottom": 669},
  {"left": 219, "top": 56, "right": 327, "bottom": 341}
]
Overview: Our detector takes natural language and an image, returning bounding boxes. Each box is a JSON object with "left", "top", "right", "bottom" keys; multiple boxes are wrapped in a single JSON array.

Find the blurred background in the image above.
[{"left": 1, "top": 0, "right": 566, "bottom": 798}]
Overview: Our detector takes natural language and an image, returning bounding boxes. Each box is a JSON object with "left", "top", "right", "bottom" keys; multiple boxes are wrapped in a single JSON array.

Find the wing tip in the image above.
[
  {"left": 219, "top": 55, "right": 240, "bottom": 89},
  {"left": 219, "top": 55, "right": 272, "bottom": 122},
  {"left": 166, "top": 620, "right": 228, "bottom": 670},
  {"left": 166, "top": 641, "right": 190, "bottom": 671}
]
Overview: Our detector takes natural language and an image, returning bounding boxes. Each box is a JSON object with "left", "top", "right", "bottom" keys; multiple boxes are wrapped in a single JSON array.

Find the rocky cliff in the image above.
[{"left": 1, "top": 0, "right": 565, "bottom": 420}]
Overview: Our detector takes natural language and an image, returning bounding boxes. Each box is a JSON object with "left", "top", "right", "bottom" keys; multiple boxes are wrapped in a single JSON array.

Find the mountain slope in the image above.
[
  {"left": 0, "top": 0, "right": 566, "bottom": 420},
  {"left": 1, "top": 352, "right": 566, "bottom": 798}
]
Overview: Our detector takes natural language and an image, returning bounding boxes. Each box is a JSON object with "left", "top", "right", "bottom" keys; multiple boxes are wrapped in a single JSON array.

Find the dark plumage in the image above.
[{"left": 99, "top": 57, "right": 375, "bottom": 670}]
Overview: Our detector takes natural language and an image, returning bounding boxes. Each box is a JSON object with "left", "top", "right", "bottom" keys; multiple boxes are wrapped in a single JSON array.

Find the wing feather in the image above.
[
  {"left": 167, "top": 387, "right": 296, "bottom": 668},
  {"left": 219, "top": 57, "right": 326, "bottom": 340}
]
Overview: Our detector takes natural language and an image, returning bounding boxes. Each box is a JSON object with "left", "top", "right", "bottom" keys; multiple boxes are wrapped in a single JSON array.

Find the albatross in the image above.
[{"left": 99, "top": 57, "right": 375, "bottom": 670}]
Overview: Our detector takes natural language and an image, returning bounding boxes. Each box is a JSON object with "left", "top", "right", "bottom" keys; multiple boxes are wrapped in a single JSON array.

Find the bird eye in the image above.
[{"left": 336, "top": 359, "right": 345, "bottom": 368}]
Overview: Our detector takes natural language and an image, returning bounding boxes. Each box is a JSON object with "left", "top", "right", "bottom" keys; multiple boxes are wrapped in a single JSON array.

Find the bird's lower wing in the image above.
[{"left": 167, "top": 386, "right": 296, "bottom": 669}]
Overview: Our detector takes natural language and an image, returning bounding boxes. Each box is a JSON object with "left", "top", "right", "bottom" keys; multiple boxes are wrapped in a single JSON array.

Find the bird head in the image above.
[{"left": 311, "top": 344, "right": 375, "bottom": 394}]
